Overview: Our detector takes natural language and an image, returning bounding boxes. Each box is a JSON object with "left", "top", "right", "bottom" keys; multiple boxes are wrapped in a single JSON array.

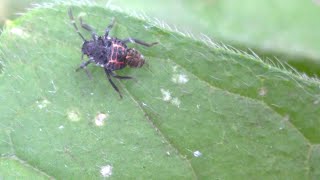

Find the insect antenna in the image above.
[{"left": 68, "top": 8, "right": 86, "bottom": 41}]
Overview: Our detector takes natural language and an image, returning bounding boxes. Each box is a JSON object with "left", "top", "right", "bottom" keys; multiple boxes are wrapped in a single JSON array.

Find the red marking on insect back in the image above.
[
  {"left": 107, "top": 60, "right": 125, "bottom": 70},
  {"left": 110, "top": 43, "right": 125, "bottom": 62},
  {"left": 108, "top": 60, "right": 124, "bottom": 64}
]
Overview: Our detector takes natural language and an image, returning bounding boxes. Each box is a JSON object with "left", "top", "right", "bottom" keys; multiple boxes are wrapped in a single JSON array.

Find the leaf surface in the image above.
[{"left": 0, "top": 4, "right": 319, "bottom": 179}]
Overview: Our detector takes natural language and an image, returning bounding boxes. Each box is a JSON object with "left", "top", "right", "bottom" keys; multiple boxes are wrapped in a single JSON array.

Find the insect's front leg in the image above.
[
  {"left": 79, "top": 17, "right": 98, "bottom": 41},
  {"left": 76, "top": 56, "right": 93, "bottom": 79},
  {"left": 108, "top": 70, "right": 133, "bottom": 80},
  {"left": 104, "top": 18, "right": 115, "bottom": 37}
]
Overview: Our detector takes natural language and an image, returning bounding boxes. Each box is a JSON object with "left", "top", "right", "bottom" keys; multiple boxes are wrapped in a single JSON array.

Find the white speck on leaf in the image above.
[
  {"left": 36, "top": 99, "right": 50, "bottom": 109},
  {"left": 193, "top": 150, "right": 202, "bottom": 157},
  {"left": 100, "top": 165, "right": 113, "bottom": 177},
  {"left": 171, "top": 97, "right": 181, "bottom": 108},
  {"left": 279, "top": 125, "right": 285, "bottom": 130},
  {"left": 95, "top": 113, "right": 108, "bottom": 126},
  {"left": 172, "top": 65, "right": 178, "bottom": 72},
  {"left": 67, "top": 110, "right": 80, "bottom": 122},
  {"left": 161, "top": 89, "right": 172, "bottom": 102},
  {"left": 10, "top": 28, "right": 29, "bottom": 38},
  {"left": 48, "top": 80, "right": 57, "bottom": 93},
  {"left": 172, "top": 74, "right": 189, "bottom": 84},
  {"left": 59, "top": 125, "right": 64, "bottom": 129},
  {"left": 258, "top": 87, "right": 267, "bottom": 96},
  {"left": 160, "top": 89, "right": 182, "bottom": 108},
  {"left": 279, "top": 114, "right": 290, "bottom": 130}
]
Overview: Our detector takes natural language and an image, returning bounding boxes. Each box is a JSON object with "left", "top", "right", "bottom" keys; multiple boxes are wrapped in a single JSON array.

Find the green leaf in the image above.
[{"left": 0, "top": 3, "right": 319, "bottom": 179}]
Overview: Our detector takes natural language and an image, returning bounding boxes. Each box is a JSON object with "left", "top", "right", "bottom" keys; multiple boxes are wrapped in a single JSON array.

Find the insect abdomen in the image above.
[{"left": 126, "top": 48, "right": 145, "bottom": 68}]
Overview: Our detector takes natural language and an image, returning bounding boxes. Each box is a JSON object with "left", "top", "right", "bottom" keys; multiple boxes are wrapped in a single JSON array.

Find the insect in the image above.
[{"left": 68, "top": 8, "right": 158, "bottom": 98}]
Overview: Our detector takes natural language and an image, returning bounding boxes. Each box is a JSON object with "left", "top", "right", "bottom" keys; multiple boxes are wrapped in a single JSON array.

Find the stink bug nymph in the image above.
[{"left": 68, "top": 8, "right": 158, "bottom": 98}]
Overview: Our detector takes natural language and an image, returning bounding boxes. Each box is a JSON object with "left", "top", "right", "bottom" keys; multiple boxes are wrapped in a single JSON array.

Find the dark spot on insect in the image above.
[{"left": 68, "top": 8, "right": 158, "bottom": 99}]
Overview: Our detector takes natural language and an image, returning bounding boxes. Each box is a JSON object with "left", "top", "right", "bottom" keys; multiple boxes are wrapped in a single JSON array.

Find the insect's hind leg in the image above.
[
  {"left": 122, "top": 38, "right": 158, "bottom": 47},
  {"left": 104, "top": 69, "right": 123, "bottom": 99},
  {"left": 108, "top": 71, "right": 133, "bottom": 80}
]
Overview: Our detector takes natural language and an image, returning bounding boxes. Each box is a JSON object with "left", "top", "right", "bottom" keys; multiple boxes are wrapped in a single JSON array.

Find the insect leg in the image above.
[
  {"left": 108, "top": 71, "right": 133, "bottom": 80},
  {"left": 104, "top": 17, "right": 115, "bottom": 37},
  {"left": 105, "top": 69, "right": 123, "bottom": 98},
  {"left": 122, "top": 38, "right": 158, "bottom": 47},
  {"left": 76, "top": 57, "right": 93, "bottom": 79},
  {"left": 68, "top": 8, "right": 86, "bottom": 41},
  {"left": 79, "top": 17, "right": 98, "bottom": 41}
]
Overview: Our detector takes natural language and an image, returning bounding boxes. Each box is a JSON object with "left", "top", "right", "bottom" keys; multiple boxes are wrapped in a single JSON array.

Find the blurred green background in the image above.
[{"left": 1, "top": 0, "right": 320, "bottom": 77}]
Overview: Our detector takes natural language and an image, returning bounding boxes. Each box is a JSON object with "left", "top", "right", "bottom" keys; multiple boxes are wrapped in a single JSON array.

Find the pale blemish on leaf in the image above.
[
  {"left": 36, "top": 99, "right": 51, "bottom": 109},
  {"left": 258, "top": 87, "right": 267, "bottom": 96},
  {"left": 10, "top": 27, "right": 30, "bottom": 38},
  {"left": 161, "top": 89, "right": 172, "bottom": 102},
  {"left": 279, "top": 114, "right": 290, "bottom": 130},
  {"left": 172, "top": 65, "right": 178, "bottom": 72},
  {"left": 67, "top": 110, "right": 80, "bottom": 122},
  {"left": 172, "top": 74, "right": 189, "bottom": 84},
  {"left": 100, "top": 165, "right": 113, "bottom": 177},
  {"left": 48, "top": 80, "right": 58, "bottom": 94},
  {"left": 283, "top": 114, "right": 290, "bottom": 121},
  {"left": 171, "top": 97, "right": 181, "bottom": 108},
  {"left": 95, "top": 113, "right": 108, "bottom": 126},
  {"left": 160, "top": 89, "right": 181, "bottom": 108}
]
